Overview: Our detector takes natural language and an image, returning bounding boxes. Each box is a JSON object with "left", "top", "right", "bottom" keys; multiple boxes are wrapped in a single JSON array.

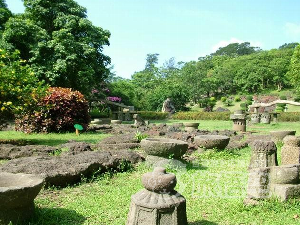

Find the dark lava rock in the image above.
[
  {"left": 0, "top": 144, "right": 57, "bottom": 160},
  {"left": 100, "top": 134, "right": 138, "bottom": 144},
  {"left": 0, "top": 150, "right": 144, "bottom": 187},
  {"left": 59, "top": 141, "right": 92, "bottom": 155},
  {"left": 96, "top": 143, "right": 141, "bottom": 151}
]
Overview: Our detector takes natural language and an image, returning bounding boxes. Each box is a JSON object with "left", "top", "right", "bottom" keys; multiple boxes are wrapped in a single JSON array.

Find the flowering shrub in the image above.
[
  {"left": 0, "top": 49, "right": 46, "bottom": 122},
  {"left": 15, "top": 87, "right": 90, "bottom": 133},
  {"left": 107, "top": 96, "right": 122, "bottom": 102}
]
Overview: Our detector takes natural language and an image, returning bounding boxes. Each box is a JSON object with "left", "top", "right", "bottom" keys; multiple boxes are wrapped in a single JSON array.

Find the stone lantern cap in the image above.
[
  {"left": 230, "top": 114, "right": 246, "bottom": 120},
  {"left": 142, "top": 167, "right": 176, "bottom": 193}
]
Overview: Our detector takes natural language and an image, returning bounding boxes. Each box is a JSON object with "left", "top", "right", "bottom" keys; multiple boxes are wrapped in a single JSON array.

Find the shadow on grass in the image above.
[
  {"left": 189, "top": 220, "right": 218, "bottom": 225},
  {"left": 185, "top": 162, "right": 208, "bottom": 171},
  {"left": 28, "top": 207, "right": 86, "bottom": 225}
]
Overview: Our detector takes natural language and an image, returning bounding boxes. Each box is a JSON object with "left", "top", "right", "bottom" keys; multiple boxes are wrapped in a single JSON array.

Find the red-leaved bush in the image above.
[{"left": 16, "top": 87, "right": 90, "bottom": 133}]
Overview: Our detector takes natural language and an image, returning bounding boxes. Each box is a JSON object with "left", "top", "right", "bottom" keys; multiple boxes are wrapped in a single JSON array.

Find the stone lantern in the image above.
[
  {"left": 230, "top": 110, "right": 246, "bottom": 132},
  {"left": 126, "top": 167, "right": 187, "bottom": 225},
  {"left": 260, "top": 113, "right": 271, "bottom": 124},
  {"left": 250, "top": 113, "right": 260, "bottom": 124}
]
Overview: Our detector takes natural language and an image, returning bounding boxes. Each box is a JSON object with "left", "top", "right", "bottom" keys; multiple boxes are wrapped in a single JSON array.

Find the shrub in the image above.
[
  {"left": 199, "top": 97, "right": 216, "bottom": 112},
  {"left": 234, "top": 96, "right": 241, "bottom": 102},
  {"left": 279, "top": 95, "right": 287, "bottom": 100},
  {"left": 277, "top": 95, "right": 287, "bottom": 112},
  {"left": 240, "top": 102, "right": 247, "bottom": 111},
  {"left": 138, "top": 111, "right": 168, "bottom": 120},
  {"left": 135, "top": 130, "right": 148, "bottom": 142},
  {"left": 224, "top": 99, "right": 233, "bottom": 107},
  {"left": 198, "top": 98, "right": 209, "bottom": 108},
  {"left": 15, "top": 87, "right": 90, "bottom": 133},
  {"left": 246, "top": 100, "right": 252, "bottom": 107},
  {"left": 294, "top": 96, "right": 300, "bottom": 102},
  {"left": 0, "top": 49, "right": 47, "bottom": 124},
  {"left": 221, "top": 96, "right": 227, "bottom": 102},
  {"left": 246, "top": 95, "right": 253, "bottom": 101},
  {"left": 90, "top": 108, "right": 110, "bottom": 118},
  {"left": 173, "top": 111, "right": 231, "bottom": 121},
  {"left": 278, "top": 112, "right": 300, "bottom": 122}
]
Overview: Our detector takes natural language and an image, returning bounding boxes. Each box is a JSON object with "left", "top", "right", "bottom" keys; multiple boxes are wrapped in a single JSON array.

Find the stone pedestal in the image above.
[
  {"left": 0, "top": 172, "right": 44, "bottom": 225},
  {"left": 248, "top": 140, "right": 278, "bottom": 169},
  {"left": 250, "top": 113, "right": 260, "bottom": 124},
  {"left": 126, "top": 167, "right": 187, "bottom": 225},
  {"left": 246, "top": 164, "right": 300, "bottom": 201},
  {"left": 230, "top": 112, "right": 246, "bottom": 132},
  {"left": 260, "top": 113, "right": 271, "bottom": 124},
  {"left": 281, "top": 136, "right": 300, "bottom": 165}
]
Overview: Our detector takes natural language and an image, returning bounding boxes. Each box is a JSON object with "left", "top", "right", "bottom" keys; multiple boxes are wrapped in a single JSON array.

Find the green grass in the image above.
[
  {"left": 0, "top": 131, "right": 110, "bottom": 146},
  {"left": 26, "top": 148, "right": 300, "bottom": 225},
  {"left": 2, "top": 120, "right": 300, "bottom": 224},
  {"left": 150, "top": 119, "right": 300, "bottom": 134}
]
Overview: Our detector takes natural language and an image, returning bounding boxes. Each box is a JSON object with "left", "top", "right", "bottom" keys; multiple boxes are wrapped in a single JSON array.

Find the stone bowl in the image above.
[
  {"left": 91, "top": 118, "right": 102, "bottom": 125},
  {"left": 184, "top": 122, "right": 199, "bottom": 132},
  {"left": 194, "top": 135, "right": 230, "bottom": 150},
  {"left": 111, "top": 120, "right": 122, "bottom": 124},
  {"left": 0, "top": 172, "right": 44, "bottom": 225},
  {"left": 270, "top": 130, "right": 296, "bottom": 141},
  {"left": 141, "top": 138, "right": 188, "bottom": 159}
]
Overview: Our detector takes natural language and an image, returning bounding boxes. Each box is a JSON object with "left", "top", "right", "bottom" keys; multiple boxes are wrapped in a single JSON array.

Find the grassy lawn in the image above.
[
  {"left": 29, "top": 148, "right": 300, "bottom": 225},
  {"left": 0, "top": 131, "right": 110, "bottom": 146},
  {"left": 1, "top": 120, "right": 300, "bottom": 224}
]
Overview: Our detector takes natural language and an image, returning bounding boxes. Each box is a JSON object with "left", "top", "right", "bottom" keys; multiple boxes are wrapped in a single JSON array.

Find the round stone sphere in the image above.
[
  {"left": 141, "top": 138, "right": 188, "bottom": 159},
  {"left": 194, "top": 135, "right": 230, "bottom": 150}
]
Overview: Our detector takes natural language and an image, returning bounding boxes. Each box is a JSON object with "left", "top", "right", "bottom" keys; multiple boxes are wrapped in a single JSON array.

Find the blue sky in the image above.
[{"left": 6, "top": 0, "right": 300, "bottom": 79}]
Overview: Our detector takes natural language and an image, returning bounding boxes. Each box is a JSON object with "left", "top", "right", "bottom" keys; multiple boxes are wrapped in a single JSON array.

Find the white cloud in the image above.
[
  {"left": 285, "top": 22, "right": 300, "bottom": 39},
  {"left": 211, "top": 38, "right": 263, "bottom": 53}
]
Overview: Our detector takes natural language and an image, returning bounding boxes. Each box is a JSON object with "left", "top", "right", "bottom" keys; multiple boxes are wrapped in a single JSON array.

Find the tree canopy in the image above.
[
  {"left": 0, "top": 0, "right": 11, "bottom": 33},
  {"left": 212, "top": 42, "right": 261, "bottom": 56},
  {"left": 287, "top": 44, "right": 300, "bottom": 93},
  {"left": 2, "top": 0, "right": 111, "bottom": 96}
]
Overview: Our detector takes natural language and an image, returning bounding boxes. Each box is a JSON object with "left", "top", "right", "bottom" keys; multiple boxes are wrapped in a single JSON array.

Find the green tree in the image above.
[
  {"left": 2, "top": 0, "right": 110, "bottom": 96},
  {"left": 145, "top": 53, "right": 159, "bottom": 72},
  {"left": 0, "top": 49, "right": 47, "bottom": 121},
  {"left": 287, "top": 44, "right": 300, "bottom": 93},
  {"left": 279, "top": 42, "right": 299, "bottom": 49},
  {"left": 212, "top": 42, "right": 260, "bottom": 56},
  {"left": 0, "top": 0, "right": 11, "bottom": 33}
]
